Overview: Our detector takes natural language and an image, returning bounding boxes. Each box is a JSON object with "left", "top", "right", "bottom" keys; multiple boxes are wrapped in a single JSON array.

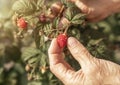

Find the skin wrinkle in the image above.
[
  {"left": 116, "top": 70, "right": 120, "bottom": 83},
  {"left": 51, "top": 63, "right": 75, "bottom": 83},
  {"left": 49, "top": 54, "right": 63, "bottom": 65},
  {"left": 94, "top": 60, "right": 103, "bottom": 85},
  {"left": 106, "top": 61, "right": 117, "bottom": 75},
  {"left": 83, "top": 58, "right": 98, "bottom": 74},
  {"left": 114, "top": 70, "right": 120, "bottom": 84},
  {"left": 62, "top": 69, "right": 76, "bottom": 85},
  {"left": 98, "top": 59, "right": 107, "bottom": 77},
  {"left": 83, "top": 50, "right": 93, "bottom": 63},
  {"left": 100, "top": 60, "right": 120, "bottom": 84},
  {"left": 100, "top": 60, "right": 110, "bottom": 77},
  {"left": 50, "top": 59, "right": 74, "bottom": 74},
  {"left": 72, "top": 70, "right": 84, "bottom": 85}
]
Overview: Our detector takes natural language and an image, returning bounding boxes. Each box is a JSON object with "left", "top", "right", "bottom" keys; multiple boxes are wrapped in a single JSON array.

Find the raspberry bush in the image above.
[{"left": 0, "top": 0, "right": 120, "bottom": 85}]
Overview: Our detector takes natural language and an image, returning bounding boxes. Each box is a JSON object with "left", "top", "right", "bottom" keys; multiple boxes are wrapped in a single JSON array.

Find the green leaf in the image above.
[
  {"left": 71, "top": 20, "right": 84, "bottom": 25},
  {"left": 33, "top": 27, "right": 40, "bottom": 48},
  {"left": 0, "top": 68, "right": 4, "bottom": 75},
  {"left": 64, "top": 8, "right": 72, "bottom": 21},
  {"left": 64, "top": 7, "right": 81, "bottom": 21},
  {"left": 37, "top": 0, "right": 45, "bottom": 8},
  {"left": 26, "top": 16, "right": 39, "bottom": 28},
  {"left": 72, "top": 14, "right": 85, "bottom": 21},
  {"left": 43, "top": 23, "right": 52, "bottom": 36},
  {"left": 52, "top": 17, "right": 60, "bottom": 29},
  {"left": 61, "top": 0, "right": 75, "bottom": 7},
  {"left": 48, "top": 72, "right": 53, "bottom": 80},
  {"left": 12, "top": 0, "right": 37, "bottom": 15},
  {"left": 28, "top": 57, "right": 38, "bottom": 64},
  {"left": 22, "top": 47, "right": 40, "bottom": 62},
  {"left": 68, "top": 27, "right": 81, "bottom": 40},
  {"left": 39, "top": 54, "right": 47, "bottom": 66}
]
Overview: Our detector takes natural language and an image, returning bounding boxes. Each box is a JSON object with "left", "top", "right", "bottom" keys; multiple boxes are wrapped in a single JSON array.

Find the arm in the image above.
[{"left": 69, "top": 0, "right": 120, "bottom": 22}]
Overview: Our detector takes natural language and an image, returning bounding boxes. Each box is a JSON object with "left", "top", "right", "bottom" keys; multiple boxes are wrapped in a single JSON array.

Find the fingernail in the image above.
[{"left": 68, "top": 37, "right": 78, "bottom": 47}]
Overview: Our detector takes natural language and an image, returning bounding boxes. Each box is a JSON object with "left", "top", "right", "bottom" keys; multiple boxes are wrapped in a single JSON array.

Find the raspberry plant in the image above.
[{"left": 0, "top": 0, "right": 120, "bottom": 85}]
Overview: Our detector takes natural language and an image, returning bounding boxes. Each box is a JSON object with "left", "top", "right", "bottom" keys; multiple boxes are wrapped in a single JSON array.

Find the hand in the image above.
[
  {"left": 68, "top": 0, "right": 120, "bottom": 22},
  {"left": 48, "top": 37, "right": 120, "bottom": 85}
]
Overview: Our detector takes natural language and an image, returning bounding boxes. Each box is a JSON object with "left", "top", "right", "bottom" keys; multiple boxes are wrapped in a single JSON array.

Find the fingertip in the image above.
[
  {"left": 48, "top": 38, "right": 62, "bottom": 54},
  {"left": 67, "top": 37, "right": 79, "bottom": 48},
  {"left": 75, "top": 0, "right": 89, "bottom": 14}
]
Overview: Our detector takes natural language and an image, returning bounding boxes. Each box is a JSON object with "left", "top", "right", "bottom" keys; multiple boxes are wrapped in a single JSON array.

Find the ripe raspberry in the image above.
[
  {"left": 17, "top": 18, "right": 27, "bottom": 29},
  {"left": 57, "top": 34, "right": 68, "bottom": 48}
]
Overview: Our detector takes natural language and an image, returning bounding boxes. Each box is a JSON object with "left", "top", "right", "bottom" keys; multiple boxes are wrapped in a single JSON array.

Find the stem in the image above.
[
  {"left": 63, "top": 23, "right": 71, "bottom": 34},
  {"left": 29, "top": 61, "right": 39, "bottom": 79},
  {"left": 26, "top": 16, "right": 38, "bottom": 21},
  {"left": 57, "top": 5, "right": 65, "bottom": 17}
]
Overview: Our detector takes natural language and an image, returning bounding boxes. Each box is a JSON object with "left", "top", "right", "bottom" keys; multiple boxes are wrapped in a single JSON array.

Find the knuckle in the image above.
[
  {"left": 72, "top": 45, "right": 91, "bottom": 57},
  {"left": 79, "top": 48, "right": 90, "bottom": 57},
  {"left": 82, "top": 5, "right": 89, "bottom": 13},
  {"left": 80, "top": 48, "right": 88, "bottom": 54},
  {"left": 73, "top": 47, "right": 80, "bottom": 55}
]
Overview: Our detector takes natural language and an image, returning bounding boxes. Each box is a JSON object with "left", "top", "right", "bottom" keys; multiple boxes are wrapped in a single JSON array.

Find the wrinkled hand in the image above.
[
  {"left": 48, "top": 37, "right": 120, "bottom": 85},
  {"left": 68, "top": 0, "right": 120, "bottom": 22}
]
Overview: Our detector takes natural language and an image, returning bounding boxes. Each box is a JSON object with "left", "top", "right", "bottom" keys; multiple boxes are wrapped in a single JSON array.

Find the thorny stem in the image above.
[
  {"left": 16, "top": 29, "right": 24, "bottom": 38},
  {"left": 57, "top": 5, "right": 65, "bottom": 17},
  {"left": 29, "top": 61, "right": 39, "bottom": 79},
  {"left": 63, "top": 23, "right": 71, "bottom": 34}
]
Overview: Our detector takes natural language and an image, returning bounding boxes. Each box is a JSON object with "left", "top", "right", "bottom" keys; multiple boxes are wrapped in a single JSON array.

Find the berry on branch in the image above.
[
  {"left": 57, "top": 33, "right": 68, "bottom": 48},
  {"left": 17, "top": 17, "right": 27, "bottom": 29},
  {"left": 39, "top": 14, "right": 47, "bottom": 23}
]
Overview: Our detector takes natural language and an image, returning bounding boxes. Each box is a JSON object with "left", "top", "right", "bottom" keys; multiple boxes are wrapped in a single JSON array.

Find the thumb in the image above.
[
  {"left": 48, "top": 38, "right": 75, "bottom": 83},
  {"left": 67, "top": 37, "right": 93, "bottom": 68}
]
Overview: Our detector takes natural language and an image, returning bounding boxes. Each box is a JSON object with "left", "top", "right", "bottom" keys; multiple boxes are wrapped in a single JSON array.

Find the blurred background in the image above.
[{"left": 0, "top": 0, "right": 120, "bottom": 85}]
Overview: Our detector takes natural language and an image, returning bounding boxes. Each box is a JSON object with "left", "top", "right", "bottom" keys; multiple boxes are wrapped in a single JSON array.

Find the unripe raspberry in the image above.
[
  {"left": 17, "top": 17, "right": 27, "bottom": 29},
  {"left": 39, "top": 14, "right": 46, "bottom": 23},
  {"left": 57, "top": 34, "right": 68, "bottom": 48},
  {"left": 58, "top": 17, "right": 70, "bottom": 29},
  {"left": 25, "top": 64, "right": 31, "bottom": 72},
  {"left": 27, "top": 74, "right": 33, "bottom": 81}
]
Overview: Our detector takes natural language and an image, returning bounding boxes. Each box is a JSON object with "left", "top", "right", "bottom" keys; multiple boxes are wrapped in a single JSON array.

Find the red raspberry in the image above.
[
  {"left": 17, "top": 18, "right": 27, "bottom": 29},
  {"left": 57, "top": 34, "right": 68, "bottom": 48}
]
